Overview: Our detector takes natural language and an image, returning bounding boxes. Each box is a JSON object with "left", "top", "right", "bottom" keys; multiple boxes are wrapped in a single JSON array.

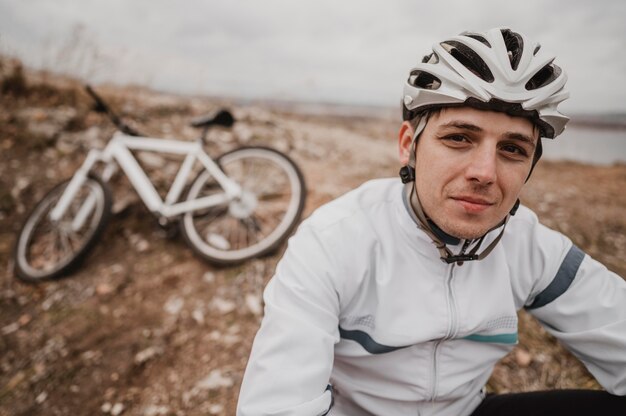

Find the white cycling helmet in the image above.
[{"left": 402, "top": 27, "right": 569, "bottom": 138}]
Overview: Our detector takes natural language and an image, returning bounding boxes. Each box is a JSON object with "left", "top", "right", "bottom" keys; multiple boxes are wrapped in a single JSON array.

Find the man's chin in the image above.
[{"left": 437, "top": 221, "right": 496, "bottom": 241}]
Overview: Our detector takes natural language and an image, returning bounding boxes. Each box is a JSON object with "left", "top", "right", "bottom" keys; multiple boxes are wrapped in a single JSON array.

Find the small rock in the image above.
[
  {"left": 134, "top": 346, "right": 164, "bottom": 365},
  {"left": 50, "top": 106, "right": 78, "bottom": 126},
  {"left": 195, "top": 370, "right": 233, "bottom": 390},
  {"left": 182, "top": 391, "right": 194, "bottom": 407},
  {"left": 42, "top": 291, "right": 64, "bottom": 311},
  {"left": 210, "top": 297, "right": 236, "bottom": 315},
  {"left": 18, "top": 295, "right": 29, "bottom": 306},
  {"left": 136, "top": 239, "right": 150, "bottom": 252},
  {"left": 202, "top": 272, "right": 215, "bottom": 283},
  {"left": 36, "top": 391, "right": 48, "bottom": 404},
  {"left": 222, "top": 334, "right": 241, "bottom": 345},
  {"left": 27, "top": 121, "right": 60, "bottom": 142},
  {"left": 192, "top": 308, "right": 205, "bottom": 325},
  {"left": 164, "top": 297, "right": 184, "bottom": 315},
  {"left": 514, "top": 348, "right": 533, "bottom": 367},
  {"left": 101, "top": 402, "right": 112, "bottom": 413},
  {"left": 82, "top": 126, "right": 104, "bottom": 148},
  {"left": 233, "top": 124, "right": 253, "bottom": 143},
  {"left": 81, "top": 350, "right": 102, "bottom": 362},
  {"left": 208, "top": 404, "right": 224, "bottom": 415},
  {"left": 245, "top": 294, "right": 263, "bottom": 316},
  {"left": 10, "top": 177, "right": 30, "bottom": 202},
  {"left": 142, "top": 405, "right": 170, "bottom": 416},
  {"left": 270, "top": 137, "right": 291, "bottom": 153},
  {"left": 33, "top": 362, "right": 46, "bottom": 376},
  {"left": 96, "top": 283, "right": 114, "bottom": 296},
  {"left": 167, "top": 372, "right": 180, "bottom": 384},
  {"left": 128, "top": 233, "right": 150, "bottom": 252},
  {"left": 1, "top": 322, "right": 19, "bottom": 335},
  {"left": 209, "top": 129, "right": 234, "bottom": 144},
  {"left": 111, "top": 402, "right": 125, "bottom": 416},
  {"left": 18, "top": 314, "right": 32, "bottom": 326}
]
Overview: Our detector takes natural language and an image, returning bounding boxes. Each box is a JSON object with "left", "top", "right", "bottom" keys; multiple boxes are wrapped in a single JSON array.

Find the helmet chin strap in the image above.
[
  {"left": 403, "top": 181, "right": 513, "bottom": 265},
  {"left": 400, "top": 115, "right": 517, "bottom": 265}
]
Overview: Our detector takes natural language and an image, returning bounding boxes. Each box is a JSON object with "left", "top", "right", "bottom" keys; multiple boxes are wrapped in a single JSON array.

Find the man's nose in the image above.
[{"left": 465, "top": 147, "right": 497, "bottom": 185}]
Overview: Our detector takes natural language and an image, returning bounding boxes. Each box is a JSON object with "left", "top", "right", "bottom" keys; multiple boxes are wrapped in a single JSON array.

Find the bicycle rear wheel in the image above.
[
  {"left": 180, "top": 146, "right": 306, "bottom": 265},
  {"left": 14, "top": 175, "right": 112, "bottom": 283}
]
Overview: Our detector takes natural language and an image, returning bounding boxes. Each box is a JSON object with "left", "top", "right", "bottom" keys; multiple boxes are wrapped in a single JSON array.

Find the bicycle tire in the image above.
[
  {"left": 14, "top": 174, "right": 112, "bottom": 283},
  {"left": 180, "top": 146, "right": 306, "bottom": 266}
]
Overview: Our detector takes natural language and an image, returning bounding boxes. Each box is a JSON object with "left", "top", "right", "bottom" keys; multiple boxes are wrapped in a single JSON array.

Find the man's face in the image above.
[{"left": 398, "top": 107, "right": 538, "bottom": 240}]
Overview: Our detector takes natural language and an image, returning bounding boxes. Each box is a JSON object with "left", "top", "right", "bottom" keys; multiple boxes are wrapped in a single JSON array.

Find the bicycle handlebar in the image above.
[{"left": 84, "top": 84, "right": 142, "bottom": 137}]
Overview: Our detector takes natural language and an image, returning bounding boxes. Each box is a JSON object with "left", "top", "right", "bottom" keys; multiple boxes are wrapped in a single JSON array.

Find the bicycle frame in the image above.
[{"left": 49, "top": 132, "right": 243, "bottom": 228}]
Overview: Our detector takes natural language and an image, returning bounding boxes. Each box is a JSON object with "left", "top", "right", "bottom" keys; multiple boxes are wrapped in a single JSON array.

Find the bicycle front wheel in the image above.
[
  {"left": 14, "top": 175, "right": 112, "bottom": 283},
  {"left": 180, "top": 146, "right": 306, "bottom": 265}
]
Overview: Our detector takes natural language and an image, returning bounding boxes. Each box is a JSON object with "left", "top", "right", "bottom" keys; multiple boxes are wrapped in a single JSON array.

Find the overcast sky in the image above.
[{"left": 1, "top": 0, "right": 625, "bottom": 114}]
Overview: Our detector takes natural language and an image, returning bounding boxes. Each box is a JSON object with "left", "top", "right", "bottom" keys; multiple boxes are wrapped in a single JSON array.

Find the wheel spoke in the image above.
[
  {"left": 59, "top": 229, "right": 76, "bottom": 261},
  {"left": 15, "top": 177, "right": 110, "bottom": 281},
  {"left": 180, "top": 147, "right": 305, "bottom": 264},
  {"left": 242, "top": 216, "right": 261, "bottom": 244}
]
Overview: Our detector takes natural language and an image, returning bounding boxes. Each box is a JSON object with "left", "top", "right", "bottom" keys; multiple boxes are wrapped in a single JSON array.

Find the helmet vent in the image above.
[
  {"left": 460, "top": 32, "right": 491, "bottom": 48},
  {"left": 533, "top": 44, "right": 541, "bottom": 55},
  {"left": 500, "top": 29, "right": 524, "bottom": 70},
  {"left": 409, "top": 70, "right": 441, "bottom": 90},
  {"left": 526, "top": 63, "right": 562, "bottom": 90},
  {"left": 440, "top": 41, "right": 494, "bottom": 83},
  {"left": 422, "top": 53, "right": 439, "bottom": 64}
]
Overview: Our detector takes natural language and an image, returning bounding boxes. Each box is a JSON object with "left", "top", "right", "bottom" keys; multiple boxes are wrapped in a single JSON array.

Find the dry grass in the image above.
[{"left": 0, "top": 58, "right": 624, "bottom": 415}]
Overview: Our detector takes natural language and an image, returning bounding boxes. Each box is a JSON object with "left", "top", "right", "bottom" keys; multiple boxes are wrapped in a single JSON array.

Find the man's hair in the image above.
[{"left": 407, "top": 108, "right": 441, "bottom": 133}]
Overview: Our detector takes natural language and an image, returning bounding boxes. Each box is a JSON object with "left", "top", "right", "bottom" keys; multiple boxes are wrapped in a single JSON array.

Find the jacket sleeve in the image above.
[
  {"left": 237, "top": 224, "right": 341, "bottom": 416},
  {"left": 525, "top": 237, "right": 626, "bottom": 395}
]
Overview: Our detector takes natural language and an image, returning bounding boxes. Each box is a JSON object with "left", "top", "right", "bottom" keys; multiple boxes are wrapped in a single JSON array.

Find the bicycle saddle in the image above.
[{"left": 190, "top": 108, "right": 235, "bottom": 129}]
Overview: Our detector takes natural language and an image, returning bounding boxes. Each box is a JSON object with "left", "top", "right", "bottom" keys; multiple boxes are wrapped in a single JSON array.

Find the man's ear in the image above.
[{"left": 398, "top": 121, "right": 414, "bottom": 165}]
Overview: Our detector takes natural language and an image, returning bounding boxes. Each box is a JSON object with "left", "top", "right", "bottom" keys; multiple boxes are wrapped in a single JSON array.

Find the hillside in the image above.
[{"left": 1, "top": 58, "right": 625, "bottom": 415}]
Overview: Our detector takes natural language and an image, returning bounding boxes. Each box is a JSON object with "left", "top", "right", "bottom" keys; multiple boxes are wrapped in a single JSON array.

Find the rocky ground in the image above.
[{"left": 1, "top": 59, "right": 625, "bottom": 416}]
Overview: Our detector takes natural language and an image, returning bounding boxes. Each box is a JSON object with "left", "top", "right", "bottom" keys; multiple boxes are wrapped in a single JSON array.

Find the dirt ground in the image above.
[{"left": 1, "top": 63, "right": 625, "bottom": 416}]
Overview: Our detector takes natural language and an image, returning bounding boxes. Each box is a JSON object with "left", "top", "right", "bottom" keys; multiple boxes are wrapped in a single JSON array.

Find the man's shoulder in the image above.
[
  {"left": 508, "top": 204, "right": 539, "bottom": 228},
  {"left": 304, "top": 178, "right": 401, "bottom": 231},
  {"left": 503, "top": 203, "right": 570, "bottom": 252}
]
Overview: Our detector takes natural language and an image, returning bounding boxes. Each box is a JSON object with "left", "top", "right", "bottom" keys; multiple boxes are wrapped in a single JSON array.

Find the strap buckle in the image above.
[{"left": 399, "top": 166, "right": 415, "bottom": 183}]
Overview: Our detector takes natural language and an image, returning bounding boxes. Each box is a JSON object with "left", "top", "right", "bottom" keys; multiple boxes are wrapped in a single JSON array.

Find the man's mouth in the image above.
[{"left": 451, "top": 195, "right": 495, "bottom": 213}]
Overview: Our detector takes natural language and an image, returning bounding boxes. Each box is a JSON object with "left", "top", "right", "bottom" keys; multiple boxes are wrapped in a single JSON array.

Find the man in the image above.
[{"left": 237, "top": 28, "right": 626, "bottom": 415}]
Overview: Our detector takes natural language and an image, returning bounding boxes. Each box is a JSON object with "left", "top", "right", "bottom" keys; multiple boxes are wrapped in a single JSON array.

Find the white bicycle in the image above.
[{"left": 14, "top": 85, "right": 306, "bottom": 283}]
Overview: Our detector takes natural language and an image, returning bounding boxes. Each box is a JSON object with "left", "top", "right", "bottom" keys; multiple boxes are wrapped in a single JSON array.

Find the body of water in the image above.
[
  {"left": 541, "top": 126, "right": 626, "bottom": 165},
  {"left": 279, "top": 101, "right": 626, "bottom": 166}
]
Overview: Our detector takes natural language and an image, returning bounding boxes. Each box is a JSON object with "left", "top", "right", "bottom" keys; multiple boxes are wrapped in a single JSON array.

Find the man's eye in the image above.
[
  {"left": 444, "top": 135, "right": 468, "bottom": 143},
  {"left": 501, "top": 144, "right": 528, "bottom": 156}
]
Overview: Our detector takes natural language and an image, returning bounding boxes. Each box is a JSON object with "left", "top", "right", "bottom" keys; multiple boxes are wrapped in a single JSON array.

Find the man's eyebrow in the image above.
[
  {"left": 440, "top": 121, "right": 536, "bottom": 148},
  {"left": 503, "top": 132, "right": 537, "bottom": 149},
  {"left": 440, "top": 121, "right": 483, "bottom": 132}
]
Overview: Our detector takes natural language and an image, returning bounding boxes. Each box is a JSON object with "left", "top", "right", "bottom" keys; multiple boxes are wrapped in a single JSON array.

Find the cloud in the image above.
[{"left": 0, "top": 0, "right": 624, "bottom": 113}]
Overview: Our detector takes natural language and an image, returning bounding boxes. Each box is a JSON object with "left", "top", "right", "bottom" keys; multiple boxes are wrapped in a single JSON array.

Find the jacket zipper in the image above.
[{"left": 430, "top": 260, "right": 459, "bottom": 401}]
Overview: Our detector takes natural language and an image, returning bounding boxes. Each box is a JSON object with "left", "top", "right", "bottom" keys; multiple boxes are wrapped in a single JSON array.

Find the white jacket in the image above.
[{"left": 238, "top": 178, "right": 626, "bottom": 416}]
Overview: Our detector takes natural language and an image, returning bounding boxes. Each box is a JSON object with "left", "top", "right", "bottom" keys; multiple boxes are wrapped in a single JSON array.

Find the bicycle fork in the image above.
[{"left": 48, "top": 149, "right": 115, "bottom": 230}]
